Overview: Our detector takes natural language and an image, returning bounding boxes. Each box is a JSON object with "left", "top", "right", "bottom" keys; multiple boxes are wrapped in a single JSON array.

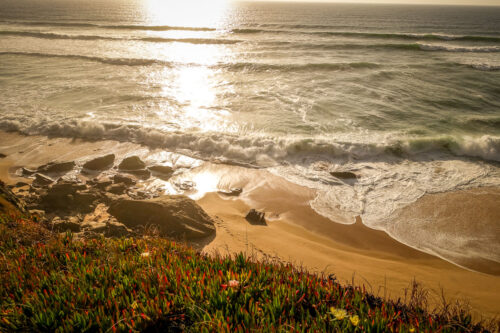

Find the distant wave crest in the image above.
[
  {"left": 3, "top": 20, "right": 216, "bottom": 31},
  {"left": 0, "top": 31, "right": 240, "bottom": 44}
]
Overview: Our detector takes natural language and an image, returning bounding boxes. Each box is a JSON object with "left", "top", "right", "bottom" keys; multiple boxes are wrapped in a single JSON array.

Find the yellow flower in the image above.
[
  {"left": 330, "top": 308, "right": 347, "bottom": 320},
  {"left": 140, "top": 252, "right": 150, "bottom": 257},
  {"left": 409, "top": 328, "right": 415, "bottom": 333},
  {"left": 350, "top": 315, "right": 360, "bottom": 327}
]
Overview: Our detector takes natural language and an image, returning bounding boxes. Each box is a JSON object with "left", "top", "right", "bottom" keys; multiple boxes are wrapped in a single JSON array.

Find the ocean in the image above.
[{"left": 1, "top": 0, "right": 499, "bottom": 264}]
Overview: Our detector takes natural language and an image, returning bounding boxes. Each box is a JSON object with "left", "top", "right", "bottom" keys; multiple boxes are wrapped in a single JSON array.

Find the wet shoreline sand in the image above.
[{"left": 0, "top": 130, "right": 499, "bottom": 317}]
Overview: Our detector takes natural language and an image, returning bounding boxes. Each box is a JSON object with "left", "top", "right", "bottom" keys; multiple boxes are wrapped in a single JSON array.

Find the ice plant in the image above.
[
  {"left": 350, "top": 315, "right": 360, "bottom": 327},
  {"left": 330, "top": 308, "right": 347, "bottom": 320},
  {"left": 0, "top": 213, "right": 491, "bottom": 332}
]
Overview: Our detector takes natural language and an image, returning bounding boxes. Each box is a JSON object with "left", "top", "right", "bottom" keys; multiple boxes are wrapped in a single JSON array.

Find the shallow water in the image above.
[{"left": 0, "top": 0, "right": 499, "bottom": 266}]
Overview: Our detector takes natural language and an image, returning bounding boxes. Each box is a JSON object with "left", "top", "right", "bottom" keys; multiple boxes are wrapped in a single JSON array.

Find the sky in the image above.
[{"left": 248, "top": 0, "right": 500, "bottom": 6}]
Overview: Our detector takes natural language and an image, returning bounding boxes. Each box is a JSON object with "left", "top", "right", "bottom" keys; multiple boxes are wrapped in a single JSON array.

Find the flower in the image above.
[
  {"left": 330, "top": 308, "right": 347, "bottom": 320},
  {"left": 228, "top": 280, "right": 239, "bottom": 288},
  {"left": 140, "top": 252, "right": 150, "bottom": 257},
  {"left": 350, "top": 315, "right": 360, "bottom": 326},
  {"left": 409, "top": 328, "right": 415, "bottom": 332}
]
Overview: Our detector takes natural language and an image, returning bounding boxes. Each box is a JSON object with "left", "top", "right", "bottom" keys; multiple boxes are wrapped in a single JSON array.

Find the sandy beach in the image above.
[{"left": 0, "top": 130, "right": 499, "bottom": 318}]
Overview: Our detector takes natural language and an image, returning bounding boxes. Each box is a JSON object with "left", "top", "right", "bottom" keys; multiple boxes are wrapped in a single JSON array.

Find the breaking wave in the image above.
[{"left": 0, "top": 118, "right": 498, "bottom": 165}]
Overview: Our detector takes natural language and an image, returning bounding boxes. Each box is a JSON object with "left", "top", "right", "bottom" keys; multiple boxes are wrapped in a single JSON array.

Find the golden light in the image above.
[{"left": 143, "top": 0, "right": 231, "bottom": 28}]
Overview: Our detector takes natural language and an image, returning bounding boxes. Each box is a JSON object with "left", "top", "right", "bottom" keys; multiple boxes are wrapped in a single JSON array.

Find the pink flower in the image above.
[{"left": 228, "top": 280, "right": 239, "bottom": 288}]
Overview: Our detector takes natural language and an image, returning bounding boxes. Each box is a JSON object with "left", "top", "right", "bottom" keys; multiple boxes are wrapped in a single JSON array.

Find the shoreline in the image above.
[{"left": 0, "top": 130, "right": 499, "bottom": 317}]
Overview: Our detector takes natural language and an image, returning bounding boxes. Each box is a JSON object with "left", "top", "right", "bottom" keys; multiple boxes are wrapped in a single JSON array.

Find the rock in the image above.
[
  {"left": 106, "top": 183, "right": 128, "bottom": 195},
  {"left": 0, "top": 180, "right": 28, "bottom": 215},
  {"left": 108, "top": 195, "right": 215, "bottom": 240},
  {"left": 33, "top": 173, "right": 54, "bottom": 186},
  {"left": 28, "top": 209, "right": 46, "bottom": 221},
  {"left": 118, "top": 156, "right": 146, "bottom": 170},
  {"left": 21, "top": 168, "right": 36, "bottom": 176},
  {"left": 82, "top": 154, "right": 115, "bottom": 170},
  {"left": 113, "top": 174, "right": 135, "bottom": 186},
  {"left": 0, "top": 153, "right": 6, "bottom": 158},
  {"left": 104, "top": 221, "right": 132, "bottom": 237},
  {"left": 175, "top": 180, "right": 194, "bottom": 191},
  {"left": 95, "top": 180, "right": 113, "bottom": 190},
  {"left": 37, "top": 161, "right": 75, "bottom": 174},
  {"left": 148, "top": 165, "right": 174, "bottom": 180},
  {"left": 330, "top": 171, "right": 357, "bottom": 179},
  {"left": 122, "top": 169, "right": 151, "bottom": 179},
  {"left": 40, "top": 181, "right": 100, "bottom": 214},
  {"left": 50, "top": 217, "right": 81, "bottom": 233},
  {"left": 245, "top": 209, "right": 266, "bottom": 225},
  {"left": 218, "top": 187, "right": 243, "bottom": 197}
]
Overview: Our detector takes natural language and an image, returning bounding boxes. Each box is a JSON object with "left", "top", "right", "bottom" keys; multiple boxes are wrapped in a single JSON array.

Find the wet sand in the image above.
[{"left": 0, "top": 130, "right": 499, "bottom": 317}]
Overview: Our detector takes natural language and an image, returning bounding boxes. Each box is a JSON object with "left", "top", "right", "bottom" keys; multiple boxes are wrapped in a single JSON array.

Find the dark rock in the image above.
[
  {"left": 0, "top": 180, "right": 28, "bottom": 215},
  {"left": 0, "top": 153, "right": 6, "bottom": 158},
  {"left": 148, "top": 165, "right": 174, "bottom": 180},
  {"left": 330, "top": 171, "right": 357, "bottom": 179},
  {"left": 95, "top": 180, "right": 113, "bottom": 190},
  {"left": 218, "top": 187, "right": 243, "bottom": 197},
  {"left": 21, "top": 167, "right": 36, "bottom": 176},
  {"left": 245, "top": 209, "right": 266, "bottom": 225},
  {"left": 118, "top": 156, "right": 146, "bottom": 171},
  {"left": 82, "top": 154, "right": 115, "bottom": 170},
  {"left": 37, "top": 161, "right": 75, "bottom": 174},
  {"left": 113, "top": 174, "right": 135, "bottom": 186},
  {"left": 33, "top": 173, "right": 54, "bottom": 186},
  {"left": 106, "top": 183, "right": 127, "bottom": 195},
  {"left": 51, "top": 217, "right": 81, "bottom": 232},
  {"left": 108, "top": 195, "right": 215, "bottom": 240},
  {"left": 104, "top": 221, "right": 132, "bottom": 238},
  {"left": 123, "top": 169, "right": 151, "bottom": 179},
  {"left": 40, "top": 181, "right": 100, "bottom": 214}
]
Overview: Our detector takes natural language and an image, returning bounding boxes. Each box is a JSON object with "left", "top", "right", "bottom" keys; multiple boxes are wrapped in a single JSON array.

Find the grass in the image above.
[{"left": 0, "top": 213, "right": 496, "bottom": 332}]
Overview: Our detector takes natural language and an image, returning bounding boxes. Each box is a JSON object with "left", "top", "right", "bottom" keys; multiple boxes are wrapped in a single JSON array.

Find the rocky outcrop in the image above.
[
  {"left": 33, "top": 173, "right": 54, "bottom": 186},
  {"left": 39, "top": 180, "right": 101, "bottom": 214},
  {"left": 119, "top": 156, "right": 146, "bottom": 170},
  {"left": 37, "top": 161, "right": 75, "bottom": 174},
  {"left": 0, "top": 180, "right": 28, "bottom": 215},
  {"left": 113, "top": 174, "right": 135, "bottom": 186},
  {"left": 148, "top": 165, "right": 174, "bottom": 180},
  {"left": 50, "top": 216, "right": 81, "bottom": 232},
  {"left": 245, "top": 209, "right": 266, "bottom": 225},
  {"left": 108, "top": 195, "right": 215, "bottom": 240},
  {"left": 82, "top": 154, "right": 115, "bottom": 171}
]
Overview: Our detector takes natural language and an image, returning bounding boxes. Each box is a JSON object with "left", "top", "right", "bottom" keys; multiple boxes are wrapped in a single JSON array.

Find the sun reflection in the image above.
[
  {"left": 143, "top": 0, "right": 231, "bottom": 28},
  {"left": 139, "top": 0, "right": 238, "bottom": 134}
]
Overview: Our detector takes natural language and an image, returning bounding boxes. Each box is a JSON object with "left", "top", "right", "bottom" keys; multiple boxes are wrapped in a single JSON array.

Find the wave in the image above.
[
  {"left": 3, "top": 21, "right": 216, "bottom": 32},
  {"left": 231, "top": 28, "right": 500, "bottom": 42},
  {"left": 0, "top": 118, "right": 499, "bottom": 165},
  {"left": 0, "top": 31, "right": 241, "bottom": 44},
  {"left": 0, "top": 51, "right": 172, "bottom": 66},
  {"left": 268, "top": 41, "right": 500, "bottom": 53},
  {"left": 222, "top": 61, "right": 381, "bottom": 72},
  {"left": 0, "top": 52, "right": 381, "bottom": 72}
]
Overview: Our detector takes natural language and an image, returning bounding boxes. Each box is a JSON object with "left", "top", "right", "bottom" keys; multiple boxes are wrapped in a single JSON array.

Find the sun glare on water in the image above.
[
  {"left": 143, "top": 0, "right": 231, "bottom": 28},
  {"left": 139, "top": 0, "right": 237, "bottom": 134}
]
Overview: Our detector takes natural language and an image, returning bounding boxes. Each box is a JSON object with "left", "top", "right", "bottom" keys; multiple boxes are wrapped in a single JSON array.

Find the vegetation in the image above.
[{"left": 0, "top": 213, "right": 495, "bottom": 332}]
